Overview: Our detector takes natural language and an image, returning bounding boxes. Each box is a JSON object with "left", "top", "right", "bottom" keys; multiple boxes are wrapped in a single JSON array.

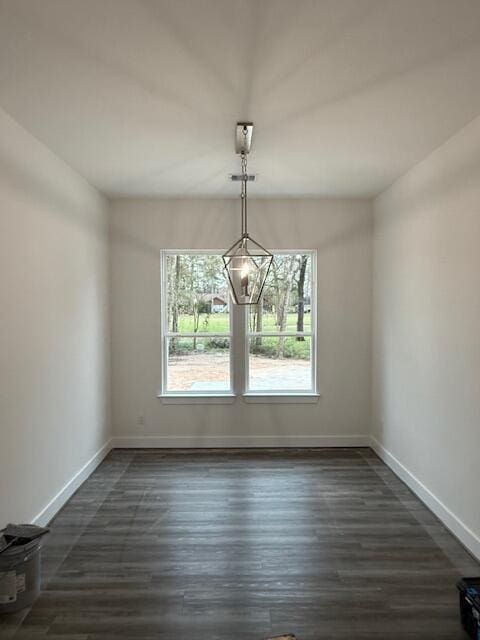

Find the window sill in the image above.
[
  {"left": 158, "top": 392, "right": 320, "bottom": 405},
  {"left": 243, "top": 392, "right": 320, "bottom": 404},
  {"left": 158, "top": 393, "right": 236, "bottom": 405}
]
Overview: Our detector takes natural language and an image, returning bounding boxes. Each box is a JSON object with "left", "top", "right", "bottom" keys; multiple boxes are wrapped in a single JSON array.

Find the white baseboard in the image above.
[
  {"left": 370, "top": 436, "right": 480, "bottom": 561},
  {"left": 32, "top": 439, "right": 113, "bottom": 527},
  {"left": 111, "top": 434, "right": 370, "bottom": 449}
]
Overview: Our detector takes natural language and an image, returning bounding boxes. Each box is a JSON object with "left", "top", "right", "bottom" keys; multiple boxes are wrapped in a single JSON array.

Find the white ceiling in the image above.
[{"left": 1, "top": 0, "right": 480, "bottom": 198}]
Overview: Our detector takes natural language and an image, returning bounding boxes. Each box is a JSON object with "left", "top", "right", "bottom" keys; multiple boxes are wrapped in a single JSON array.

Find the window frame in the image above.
[
  {"left": 244, "top": 249, "right": 317, "bottom": 396},
  {"left": 160, "top": 249, "right": 234, "bottom": 398},
  {"left": 159, "top": 249, "right": 318, "bottom": 402}
]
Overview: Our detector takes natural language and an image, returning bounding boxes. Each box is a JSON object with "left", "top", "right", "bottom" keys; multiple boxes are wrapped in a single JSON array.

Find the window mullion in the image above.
[
  {"left": 165, "top": 332, "right": 232, "bottom": 338},
  {"left": 247, "top": 332, "right": 312, "bottom": 338},
  {"left": 231, "top": 298, "right": 246, "bottom": 395}
]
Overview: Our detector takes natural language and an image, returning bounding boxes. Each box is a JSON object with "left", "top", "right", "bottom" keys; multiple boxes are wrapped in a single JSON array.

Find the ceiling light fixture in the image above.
[{"left": 223, "top": 122, "right": 273, "bottom": 305}]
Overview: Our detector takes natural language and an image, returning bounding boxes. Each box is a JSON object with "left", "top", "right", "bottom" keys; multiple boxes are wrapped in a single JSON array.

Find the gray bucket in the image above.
[{"left": 0, "top": 539, "right": 42, "bottom": 614}]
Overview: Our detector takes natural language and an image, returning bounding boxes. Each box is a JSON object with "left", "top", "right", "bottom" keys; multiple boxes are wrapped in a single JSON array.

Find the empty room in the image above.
[{"left": 1, "top": 1, "right": 479, "bottom": 638}]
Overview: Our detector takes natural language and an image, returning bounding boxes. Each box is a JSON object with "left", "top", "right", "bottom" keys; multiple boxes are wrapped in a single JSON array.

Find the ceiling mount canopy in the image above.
[
  {"left": 223, "top": 123, "right": 273, "bottom": 305},
  {"left": 234, "top": 122, "right": 253, "bottom": 154}
]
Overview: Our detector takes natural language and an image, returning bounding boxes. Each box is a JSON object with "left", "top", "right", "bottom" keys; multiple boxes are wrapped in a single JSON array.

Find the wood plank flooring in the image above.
[{"left": 1, "top": 448, "right": 478, "bottom": 639}]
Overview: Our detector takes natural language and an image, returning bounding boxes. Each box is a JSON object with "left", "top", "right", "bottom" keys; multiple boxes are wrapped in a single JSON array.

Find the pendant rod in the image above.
[
  {"left": 241, "top": 146, "right": 248, "bottom": 238},
  {"left": 244, "top": 168, "right": 248, "bottom": 236},
  {"left": 240, "top": 168, "right": 245, "bottom": 237}
]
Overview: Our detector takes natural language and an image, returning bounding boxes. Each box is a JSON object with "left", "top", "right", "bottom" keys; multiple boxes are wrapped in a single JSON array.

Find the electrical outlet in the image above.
[{"left": 137, "top": 414, "right": 145, "bottom": 427}]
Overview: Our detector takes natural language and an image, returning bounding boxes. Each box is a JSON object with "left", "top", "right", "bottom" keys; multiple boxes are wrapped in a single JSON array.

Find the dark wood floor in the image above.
[{"left": 1, "top": 448, "right": 478, "bottom": 640}]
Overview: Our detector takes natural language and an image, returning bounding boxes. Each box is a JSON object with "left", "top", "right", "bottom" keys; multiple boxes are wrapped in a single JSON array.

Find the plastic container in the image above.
[
  {"left": 0, "top": 539, "right": 42, "bottom": 614},
  {"left": 457, "top": 577, "right": 480, "bottom": 640}
]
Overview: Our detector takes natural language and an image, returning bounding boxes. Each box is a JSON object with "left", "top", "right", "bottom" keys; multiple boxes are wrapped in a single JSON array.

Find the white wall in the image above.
[
  {"left": 372, "top": 116, "right": 480, "bottom": 558},
  {"left": 110, "top": 197, "right": 372, "bottom": 445},
  {"left": 0, "top": 109, "right": 111, "bottom": 524}
]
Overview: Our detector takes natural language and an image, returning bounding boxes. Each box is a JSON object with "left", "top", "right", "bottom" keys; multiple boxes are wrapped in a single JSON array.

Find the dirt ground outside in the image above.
[{"left": 168, "top": 351, "right": 310, "bottom": 391}]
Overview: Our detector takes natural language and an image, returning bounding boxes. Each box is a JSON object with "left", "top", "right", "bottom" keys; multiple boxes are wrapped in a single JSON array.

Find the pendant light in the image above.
[{"left": 223, "top": 123, "right": 273, "bottom": 305}]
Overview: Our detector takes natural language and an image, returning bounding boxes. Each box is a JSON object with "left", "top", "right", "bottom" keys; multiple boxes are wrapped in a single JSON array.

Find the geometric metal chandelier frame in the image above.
[{"left": 222, "top": 122, "right": 273, "bottom": 305}]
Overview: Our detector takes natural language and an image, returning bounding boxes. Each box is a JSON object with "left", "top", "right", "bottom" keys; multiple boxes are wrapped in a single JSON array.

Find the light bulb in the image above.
[
  {"left": 240, "top": 261, "right": 251, "bottom": 279},
  {"left": 240, "top": 259, "right": 250, "bottom": 297}
]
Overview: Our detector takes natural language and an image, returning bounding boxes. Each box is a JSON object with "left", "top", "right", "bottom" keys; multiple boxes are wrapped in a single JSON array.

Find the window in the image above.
[
  {"left": 162, "top": 252, "right": 232, "bottom": 395},
  {"left": 247, "top": 252, "right": 315, "bottom": 393},
  {"left": 161, "top": 250, "right": 316, "bottom": 399}
]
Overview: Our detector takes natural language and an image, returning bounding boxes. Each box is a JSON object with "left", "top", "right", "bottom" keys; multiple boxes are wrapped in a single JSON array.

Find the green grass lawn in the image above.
[
  {"left": 250, "top": 335, "right": 311, "bottom": 360},
  {"left": 177, "top": 312, "right": 311, "bottom": 333}
]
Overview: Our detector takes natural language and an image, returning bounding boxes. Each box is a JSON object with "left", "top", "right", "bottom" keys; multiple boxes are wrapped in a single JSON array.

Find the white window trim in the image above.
[
  {"left": 244, "top": 249, "right": 317, "bottom": 397},
  {"left": 158, "top": 249, "right": 318, "bottom": 404},
  {"left": 159, "top": 250, "right": 234, "bottom": 401}
]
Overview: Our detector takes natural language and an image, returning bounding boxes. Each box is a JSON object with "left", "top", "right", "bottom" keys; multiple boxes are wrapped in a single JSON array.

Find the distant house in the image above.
[{"left": 200, "top": 293, "right": 228, "bottom": 313}]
